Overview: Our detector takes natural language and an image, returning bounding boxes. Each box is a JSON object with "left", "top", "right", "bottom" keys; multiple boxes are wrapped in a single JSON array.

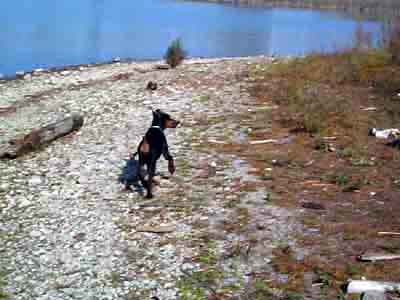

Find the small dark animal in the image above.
[
  {"left": 146, "top": 81, "right": 158, "bottom": 91},
  {"left": 135, "top": 109, "right": 179, "bottom": 198}
]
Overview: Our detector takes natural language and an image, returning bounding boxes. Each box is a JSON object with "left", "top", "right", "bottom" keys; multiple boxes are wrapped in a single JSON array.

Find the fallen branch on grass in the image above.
[
  {"left": 378, "top": 232, "right": 400, "bottom": 237},
  {"left": 303, "top": 180, "right": 335, "bottom": 187},
  {"left": 249, "top": 139, "right": 278, "bottom": 145},
  {"left": 0, "top": 114, "right": 84, "bottom": 159},
  {"left": 357, "top": 253, "right": 400, "bottom": 262},
  {"left": 249, "top": 136, "right": 294, "bottom": 145},
  {"left": 208, "top": 139, "right": 227, "bottom": 144}
]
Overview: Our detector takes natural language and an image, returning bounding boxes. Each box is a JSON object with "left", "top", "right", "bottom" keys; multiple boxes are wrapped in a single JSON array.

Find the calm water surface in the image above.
[{"left": 0, "top": 0, "right": 382, "bottom": 76}]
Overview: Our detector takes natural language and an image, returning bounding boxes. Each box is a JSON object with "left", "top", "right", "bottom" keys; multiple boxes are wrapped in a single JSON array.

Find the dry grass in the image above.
[
  {"left": 182, "top": 24, "right": 400, "bottom": 299},
  {"left": 241, "top": 26, "right": 400, "bottom": 296},
  {"left": 198, "top": 24, "right": 400, "bottom": 298},
  {"left": 251, "top": 47, "right": 400, "bottom": 134}
]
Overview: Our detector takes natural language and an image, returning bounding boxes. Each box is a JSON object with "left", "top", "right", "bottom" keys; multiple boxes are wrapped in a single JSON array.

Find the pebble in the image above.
[
  {"left": 29, "top": 176, "right": 42, "bottom": 186},
  {"left": 19, "top": 198, "right": 32, "bottom": 208}
]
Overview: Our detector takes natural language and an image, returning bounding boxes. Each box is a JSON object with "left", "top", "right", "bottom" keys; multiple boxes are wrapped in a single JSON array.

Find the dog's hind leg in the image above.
[{"left": 137, "top": 155, "right": 148, "bottom": 193}]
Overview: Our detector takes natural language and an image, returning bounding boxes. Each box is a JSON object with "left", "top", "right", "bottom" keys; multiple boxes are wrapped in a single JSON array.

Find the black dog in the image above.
[{"left": 135, "top": 109, "right": 179, "bottom": 198}]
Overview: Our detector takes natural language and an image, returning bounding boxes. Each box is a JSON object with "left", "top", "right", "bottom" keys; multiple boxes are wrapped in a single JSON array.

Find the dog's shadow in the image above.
[{"left": 118, "top": 157, "right": 144, "bottom": 196}]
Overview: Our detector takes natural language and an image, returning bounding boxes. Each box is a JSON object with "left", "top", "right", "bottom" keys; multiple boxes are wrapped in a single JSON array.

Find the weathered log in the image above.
[
  {"left": 0, "top": 114, "right": 83, "bottom": 159},
  {"left": 346, "top": 280, "right": 400, "bottom": 294}
]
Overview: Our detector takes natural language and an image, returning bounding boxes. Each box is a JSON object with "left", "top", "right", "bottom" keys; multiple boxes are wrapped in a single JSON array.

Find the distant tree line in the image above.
[{"left": 192, "top": 0, "right": 400, "bottom": 19}]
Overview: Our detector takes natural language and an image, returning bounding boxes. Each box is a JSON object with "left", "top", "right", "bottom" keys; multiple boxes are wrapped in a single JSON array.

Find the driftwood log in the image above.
[
  {"left": 0, "top": 114, "right": 83, "bottom": 159},
  {"left": 346, "top": 280, "right": 400, "bottom": 293}
]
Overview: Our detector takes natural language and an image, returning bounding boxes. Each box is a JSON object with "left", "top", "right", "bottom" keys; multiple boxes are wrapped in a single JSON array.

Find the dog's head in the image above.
[{"left": 152, "top": 109, "right": 180, "bottom": 129}]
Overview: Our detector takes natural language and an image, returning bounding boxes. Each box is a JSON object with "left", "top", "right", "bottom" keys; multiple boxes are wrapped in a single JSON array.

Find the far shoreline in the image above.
[{"left": 182, "top": 0, "right": 400, "bottom": 19}]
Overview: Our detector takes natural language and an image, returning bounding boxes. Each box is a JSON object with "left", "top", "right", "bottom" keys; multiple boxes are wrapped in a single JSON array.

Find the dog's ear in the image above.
[{"left": 152, "top": 109, "right": 161, "bottom": 117}]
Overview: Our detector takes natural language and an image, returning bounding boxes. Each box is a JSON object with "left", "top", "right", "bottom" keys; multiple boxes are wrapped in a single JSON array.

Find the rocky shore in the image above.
[{"left": 0, "top": 57, "right": 301, "bottom": 300}]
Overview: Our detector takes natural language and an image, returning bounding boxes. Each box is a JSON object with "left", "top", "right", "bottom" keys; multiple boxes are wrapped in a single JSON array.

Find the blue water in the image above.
[{"left": 0, "top": 0, "right": 382, "bottom": 76}]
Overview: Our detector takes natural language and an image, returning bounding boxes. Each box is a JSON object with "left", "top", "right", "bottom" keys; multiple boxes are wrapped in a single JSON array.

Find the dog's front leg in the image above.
[
  {"left": 146, "top": 159, "right": 157, "bottom": 199},
  {"left": 162, "top": 145, "right": 175, "bottom": 174}
]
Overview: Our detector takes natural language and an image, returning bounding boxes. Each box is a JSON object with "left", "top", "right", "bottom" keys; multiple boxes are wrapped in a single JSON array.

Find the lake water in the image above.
[{"left": 0, "top": 0, "right": 382, "bottom": 76}]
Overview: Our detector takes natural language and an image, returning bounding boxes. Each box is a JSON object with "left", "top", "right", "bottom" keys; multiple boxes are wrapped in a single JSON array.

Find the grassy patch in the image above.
[
  {"left": 0, "top": 271, "right": 9, "bottom": 300},
  {"left": 109, "top": 271, "right": 122, "bottom": 288},
  {"left": 250, "top": 44, "right": 400, "bottom": 141},
  {"left": 193, "top": 94, "right": 211, "bottom": 104}
]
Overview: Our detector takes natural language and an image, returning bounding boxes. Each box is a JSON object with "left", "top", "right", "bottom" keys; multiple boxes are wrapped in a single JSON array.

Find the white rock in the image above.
[
  {"left": 31, "top": 230, "right": 42, "bottom": 238},
  {"left": 61, "top": 70, "right": 71, "bottom": 76},
  {"left": 164, "top": 282, "right": 175, "bottom": 289},
  {"left": 19, "top": 198, "right": 32, "bottom": 208},
  {"left": 29, "top": 176, "right": 42, "bottom": 186},
  {"left": 0, "top": 183, "right": 9, "bottom": 191}
]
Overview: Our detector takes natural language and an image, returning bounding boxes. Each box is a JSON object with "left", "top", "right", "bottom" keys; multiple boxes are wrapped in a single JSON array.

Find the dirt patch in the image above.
[{"left": 189, "top": 47, "right": 400, "bottom": 298}]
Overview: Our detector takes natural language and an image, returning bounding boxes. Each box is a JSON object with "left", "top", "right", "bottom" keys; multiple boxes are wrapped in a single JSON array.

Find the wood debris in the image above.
[
  {"left": 378, "top": 232, "right": 400, "bottom": 237},
  {"left": 135, "top": 225, "right": 176, "bottom": 234}
]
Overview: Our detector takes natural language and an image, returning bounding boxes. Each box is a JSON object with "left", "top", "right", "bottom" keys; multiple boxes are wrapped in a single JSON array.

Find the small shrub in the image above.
[
  {"left": 382, "top": 18, "right": 400, "bottom": 65},
  {"left": 165, "top": 38, "right": 187, "bottom": 68},
  {"left": 327, "top": 174, "right": 349, "bottom": 186}
]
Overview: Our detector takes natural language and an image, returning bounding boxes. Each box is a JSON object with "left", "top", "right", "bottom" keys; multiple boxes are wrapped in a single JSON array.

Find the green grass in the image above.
[{"left": 0, "top": 271, "right": 9, "bottom": 299}]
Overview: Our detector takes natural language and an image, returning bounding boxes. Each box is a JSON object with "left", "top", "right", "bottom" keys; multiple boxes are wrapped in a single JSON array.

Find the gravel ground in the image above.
[{"left": 0, "top": 57, "right": 302, "bottom": 300}]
